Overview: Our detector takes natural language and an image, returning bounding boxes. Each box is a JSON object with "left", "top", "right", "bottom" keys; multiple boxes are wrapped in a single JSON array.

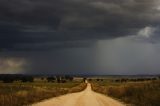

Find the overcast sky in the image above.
[{"left": 0, "top": 0, "right": 160, "bottom": 74}]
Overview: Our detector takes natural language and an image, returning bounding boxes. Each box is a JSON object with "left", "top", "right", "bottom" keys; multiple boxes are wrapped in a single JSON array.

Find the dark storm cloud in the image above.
[
  {"left": 0, "top": 0, "right": 160, "bottom": 50},
  {"left": 0, "top": 48, "right": 97, "bottom": 74}
]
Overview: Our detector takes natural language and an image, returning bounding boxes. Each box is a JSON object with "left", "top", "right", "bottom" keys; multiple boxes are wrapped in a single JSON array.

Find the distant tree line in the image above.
[
  {"left": 87, "top": 78, "right": 103, "bottom": 82},
  {"left": 46, "top": 75, "right": 74, "bottom": 83},
  {"left": 87, "top": 76, "right": 160, "bottom": 83},
  {"left": 0, "top": 74, "right": 33, "bottom": 83},
  {"left": 113, "top": 77, "right": 159, "bottom": 83}
]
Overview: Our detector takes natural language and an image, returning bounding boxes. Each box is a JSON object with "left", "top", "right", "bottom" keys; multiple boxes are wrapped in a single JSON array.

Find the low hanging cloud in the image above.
[
  {"left": 0, "top": 58, "right": 27, "bottom": 74},
  {"left": 137, "top": 26, "right": 156, "bottom": 38},
  {"left": 129, "top": 26, "right": 160, "bottom": 43}
]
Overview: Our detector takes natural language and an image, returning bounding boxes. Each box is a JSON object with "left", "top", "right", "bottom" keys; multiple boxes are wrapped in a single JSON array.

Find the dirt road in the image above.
[{"left": 32, "top": 83, "right": 125, "bottom": 106}]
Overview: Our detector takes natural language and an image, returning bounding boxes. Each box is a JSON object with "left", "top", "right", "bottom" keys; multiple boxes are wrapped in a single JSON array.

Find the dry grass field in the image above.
[
  {"left": 1, "top": 75, "right": 159, "bottom": 106},
  {"left": 91, "top": 77, "right": 160, "bottom": 106},
  {"left": 0, "top": 76, "right": 87, "bottom": 106}
]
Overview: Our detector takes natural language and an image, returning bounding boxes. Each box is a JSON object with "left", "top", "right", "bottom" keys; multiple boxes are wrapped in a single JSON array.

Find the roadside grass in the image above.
[
  {"left": 0, "top": 80, "right": 87, "bottom": 106},
  {"left": 91, "top": 79, "right": 160, "bottom": 106}
]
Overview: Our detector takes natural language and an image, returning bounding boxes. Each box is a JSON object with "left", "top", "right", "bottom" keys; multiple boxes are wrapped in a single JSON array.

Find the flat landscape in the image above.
[
  {"left": 33, "top": 83, "right": 124, "bottom": 106},
  {"left": 0, "top": 74, "right": 86, "bottom": 106},
  {"left": 91, "top": 76, "right": 160, "bottom": 106},
  {"left": 0, "top": 74, "right": 160, "bottom": 106},
  {"left": 1, "top": 0, "right": 160, "bottom": 106}
]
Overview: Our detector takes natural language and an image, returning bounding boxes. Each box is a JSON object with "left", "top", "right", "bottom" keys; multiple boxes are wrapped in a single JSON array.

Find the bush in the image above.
[
  {"left": 21, "top": 76, "right": 33, "bottom": 82},
  {"left": 47, "top": 77, "right": 56, "bottom": 82},
  {"left": 0, "top": 74, "right": 34, "bottom": 83}
]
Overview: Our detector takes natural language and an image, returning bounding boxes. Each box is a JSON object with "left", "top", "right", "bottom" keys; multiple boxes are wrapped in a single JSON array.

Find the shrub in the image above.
[{"left": 47, "top": 77, "right": 56, "bottom": 82}]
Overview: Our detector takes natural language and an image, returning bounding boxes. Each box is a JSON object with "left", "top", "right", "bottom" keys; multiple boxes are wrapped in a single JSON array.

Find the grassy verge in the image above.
[
  {"left": 91, "top": 80, "right": 160, "bottom": 106},
  {"left": 0, "top": 81, "right": 87, "bottom": 106}
]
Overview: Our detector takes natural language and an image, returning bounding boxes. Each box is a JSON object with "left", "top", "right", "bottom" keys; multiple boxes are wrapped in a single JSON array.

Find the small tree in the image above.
[
  {"left": 21, "top": 76, "right": 33, "bottom": 82},
  {"left": 1, "top": 75, "right": 14, "bottom": 83},
  {"left": 96, "top": 78, "right": 100, "bottom": 81},
  {"left": 3, "top": 78, "right": 14, "bottom": 83},
  {"left": 61, "top": 79, "right": 66, "bottom": 83},
  {"left": 47, "top": 77, "right": 56, "bottom": 82},
  {"left": 88, "top": 79, "right": 92, "bottom": 81},
  {"left": 83, "top": 77, "right": 86, "bottom": 83},
  {"left": 41, "top": 77, "right": 44, "bottom": 80},
  {"left": 65, "top": 75, "right": 73, "bottom": 81},
  {"left": 56, "top": 76, "right": 61, "bottom": 83}
]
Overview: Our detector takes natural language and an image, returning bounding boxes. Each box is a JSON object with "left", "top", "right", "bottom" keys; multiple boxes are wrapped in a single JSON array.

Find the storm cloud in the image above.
[
  {"left": 0, "top": 0, "right": 160, "bottom": 74},
  {"left": 0, "top": 0, "right": 160, "bottom": 50}
]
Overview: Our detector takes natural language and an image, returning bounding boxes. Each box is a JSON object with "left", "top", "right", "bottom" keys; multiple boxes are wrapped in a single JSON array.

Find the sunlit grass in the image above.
[
  {"left": 0, "top": 80, "right": 86, "bottom": 106},
  {"left": 91, "top": 79, "right": 160, "bottom": 106}
]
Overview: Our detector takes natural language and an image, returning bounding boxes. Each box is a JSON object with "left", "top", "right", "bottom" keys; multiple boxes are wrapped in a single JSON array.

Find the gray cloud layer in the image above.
[
  {"left": 0, "top": 0, "right": 160, "bottom": 50},
  {"left": 0, "top": 0, "right": 160, "bottom": 74}
]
